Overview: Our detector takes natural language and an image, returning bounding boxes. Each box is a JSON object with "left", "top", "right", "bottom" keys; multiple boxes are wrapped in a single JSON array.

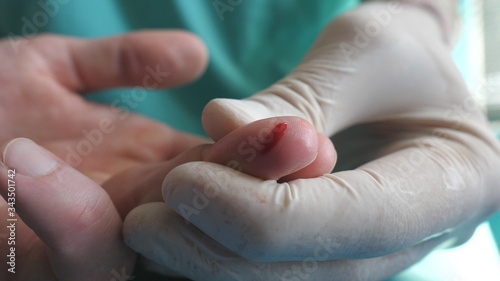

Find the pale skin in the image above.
[
  {"left": 0, "top": 31, "right": 210, "bottom": 280},
  {"left": 0, "top": 32, "right": 334, "bottom": 280}
]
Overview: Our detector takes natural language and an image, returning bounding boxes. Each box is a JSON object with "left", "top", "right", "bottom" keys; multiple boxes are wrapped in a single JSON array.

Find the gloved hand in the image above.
[{"left": 124, "top": 2, "right": 500, "bottom": 280}]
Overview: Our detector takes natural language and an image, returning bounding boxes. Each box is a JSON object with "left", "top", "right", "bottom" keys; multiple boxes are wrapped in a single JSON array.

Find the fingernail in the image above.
[{"left": 2, "top": 138, "right": 59, "bottom": 177}]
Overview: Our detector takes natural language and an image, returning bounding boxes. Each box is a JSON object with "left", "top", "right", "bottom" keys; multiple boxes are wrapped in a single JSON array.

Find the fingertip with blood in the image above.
[{"left": 205, "top": 116, "right": 336, "bottom": 181}]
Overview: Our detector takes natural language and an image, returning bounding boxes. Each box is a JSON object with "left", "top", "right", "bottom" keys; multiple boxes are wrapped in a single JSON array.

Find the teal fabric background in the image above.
[{"left": 0, "top": 0, "right": 359, "bottom": 136}]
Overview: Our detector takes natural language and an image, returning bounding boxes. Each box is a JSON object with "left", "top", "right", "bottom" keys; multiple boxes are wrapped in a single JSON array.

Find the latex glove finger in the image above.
[
  {"left": 0, "top": 138, "right": 134, "bottom": 280},
  {"left": 105, "top": 116, "right": 335, "bottom": 218},
  {"left": 162, "top": 124, "right": 500, "bottom": 262},
  {"left": 28, "top": 31, "right": 207, "bottom": 92},
  {"left": 124, "top": 202, "right": 459, "bottom": 281},
  {"left": 202, "top": 3, "right": 474, "bottom": 141}
]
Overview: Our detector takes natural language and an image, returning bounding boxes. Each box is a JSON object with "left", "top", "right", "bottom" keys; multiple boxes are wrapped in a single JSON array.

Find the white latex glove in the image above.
[{"left": 124, "top": 2, "right": 500, "bottom": 280}]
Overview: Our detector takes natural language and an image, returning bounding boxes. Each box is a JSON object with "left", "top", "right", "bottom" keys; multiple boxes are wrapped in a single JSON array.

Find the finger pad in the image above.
[{"left": 206, "top": 116, "right": 320, "bottom": 180}]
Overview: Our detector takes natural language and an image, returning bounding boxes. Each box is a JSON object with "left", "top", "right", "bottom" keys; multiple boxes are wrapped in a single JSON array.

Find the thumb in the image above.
[
  {"left": 0, "top": 138, "right": 134, "bottom": 281},
  {"left": 201, "top": 21, "right": 350, "bottom": 142},
  {"left": 202, "top": 4, "right": 459, "bottom": 142}
]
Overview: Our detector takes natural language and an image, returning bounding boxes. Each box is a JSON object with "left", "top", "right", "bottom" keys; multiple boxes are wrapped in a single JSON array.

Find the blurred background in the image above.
[
  {"left": 454, "top": 0, "right": 499, "bottom": 131},
  {"left": 387, "top": 0, "right": 500, "bottom": 280},
  {"left": 483, "top": 0, "right": 500, "bottom": 116}
]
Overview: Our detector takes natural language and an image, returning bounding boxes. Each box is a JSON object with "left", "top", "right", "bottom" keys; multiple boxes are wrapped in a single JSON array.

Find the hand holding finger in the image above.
[{"left": 105, "top": 116, "right": 336, "bottom": 217}]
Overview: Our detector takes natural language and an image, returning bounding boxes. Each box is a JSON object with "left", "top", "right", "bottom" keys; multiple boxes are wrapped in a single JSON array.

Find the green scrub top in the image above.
[
  {"left": 0, "top": 0, "right": 358, "bottom": 136},
  {"left": 1, "top": 0, "right": 499, "bottom": 280}
]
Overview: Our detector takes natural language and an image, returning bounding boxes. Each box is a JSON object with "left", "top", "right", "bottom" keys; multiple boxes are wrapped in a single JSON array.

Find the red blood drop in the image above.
[{"left": 261, "top": 123, "right": 288, "bottom": 154}]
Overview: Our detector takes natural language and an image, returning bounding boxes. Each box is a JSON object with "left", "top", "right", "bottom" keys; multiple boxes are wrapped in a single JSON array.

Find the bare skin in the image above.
[
  {"left": 0, "top": 32, "right": 335, "bottom": 281},
  {"left": 0, "top": 31, "right": 209, "bottom": 281}
]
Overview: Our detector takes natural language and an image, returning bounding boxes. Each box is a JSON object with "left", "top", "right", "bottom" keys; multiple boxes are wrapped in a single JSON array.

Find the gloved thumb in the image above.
[
  {"left": 201, "top": 17, "right": 352, "bottom": 141},
  {"left": 202, "top": 85, "right": 331, "bottom": 142},
  {"left": 202, "top": 3, "right": 459, "bottom": 142}
]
